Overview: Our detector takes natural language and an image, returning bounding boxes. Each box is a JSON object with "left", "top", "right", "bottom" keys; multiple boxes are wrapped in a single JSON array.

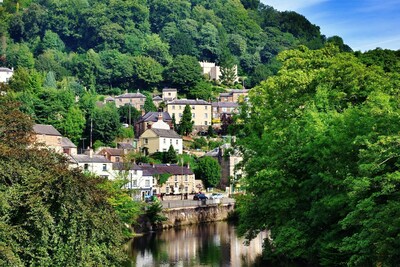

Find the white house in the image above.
[
  {"left": 113, "top": 162, "right": 155, "bottom": 200},
  {"left": 69, "top": 150, "right": 115, "bottom": 180},
  {"left": 0, "top": 67, "right": 14, "bottom": 83}
]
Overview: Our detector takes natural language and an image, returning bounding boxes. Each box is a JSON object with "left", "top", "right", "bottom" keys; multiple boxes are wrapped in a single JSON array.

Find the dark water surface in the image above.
[{"left": 125, "top": 221, "right": 268, "bottom": 267}]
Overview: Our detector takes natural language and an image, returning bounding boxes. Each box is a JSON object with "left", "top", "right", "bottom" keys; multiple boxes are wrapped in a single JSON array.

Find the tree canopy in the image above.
[{"left": 236, "top": 44, "right": 400, "bottom": 266}]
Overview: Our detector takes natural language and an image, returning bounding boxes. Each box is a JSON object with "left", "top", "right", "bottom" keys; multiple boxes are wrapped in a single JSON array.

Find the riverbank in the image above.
[{"left": 135, "top": 202, "right": 235, "bottom": 232}]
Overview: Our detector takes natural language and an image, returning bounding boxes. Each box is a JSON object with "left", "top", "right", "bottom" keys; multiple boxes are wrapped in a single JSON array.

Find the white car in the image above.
[{"left": 209, "top": 193, "right": 224, "bottom": 200}]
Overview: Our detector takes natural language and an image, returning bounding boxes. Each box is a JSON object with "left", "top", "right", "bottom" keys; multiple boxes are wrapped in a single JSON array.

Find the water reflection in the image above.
[{"left": 126, "top": 222, "right": 267, "bottom": 267}]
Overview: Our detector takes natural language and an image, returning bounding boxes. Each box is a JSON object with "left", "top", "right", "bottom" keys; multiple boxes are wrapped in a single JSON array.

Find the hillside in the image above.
[{"left": 0, "top": 0, "right": 331, "bottom": 93}]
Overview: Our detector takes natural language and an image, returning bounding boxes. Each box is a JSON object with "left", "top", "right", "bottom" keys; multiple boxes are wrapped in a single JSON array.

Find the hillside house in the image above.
[
  {"left": 135, "top": 112, "right": 173, "bottom": 138},
  {"left": 0, "top": 67, "right": 14, "bottom": 83},
  {"left": 166, "top": 99, "right": 212, "bottom": 129}
]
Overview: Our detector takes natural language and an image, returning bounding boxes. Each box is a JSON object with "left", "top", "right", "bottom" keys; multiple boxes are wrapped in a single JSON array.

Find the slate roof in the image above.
[
  {"left": 137, "top": 112, "right": 172, "bottom": 123},
  {"left": 113, "top": 162, "right": 142, "bottom": 171},
  {"left": 140, "top": 163, "right": 194, "bottom": 176},
  {"left": 33, "top": 124, "right": 62, "bottom": 136},
  {"left": 61, "top": 137, "right": 77, "bottom": 148},
  {"left": 150, "top": 128, "right": 181, "bottom": 139},
  {"left": 100, "top": 148, "right": 125, "bottom": 156},
  {"left": 117, "top": 142, "right": 134, "bottom": 149},
  {"left": 162, "top": 88, "right": 177, "bottom": 92},
  {"left": 115, "top": 92, "right": 146, "bottom": 99},
  {"left": 153, "top": 95, "right": 162, "bottom": 100},
  {"left": 70, "top": 154, "right": 111, "bottom": 163},
  {"left": 212, "top": 102, "right": 239, "bottom": 108},
  {"left": 167, "top": 99, "right": 210, "bottom": 105}
]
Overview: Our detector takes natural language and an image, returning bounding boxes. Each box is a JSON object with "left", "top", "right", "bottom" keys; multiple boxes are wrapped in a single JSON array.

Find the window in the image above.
[
  {"left": 175, "top": 149, "right": 179, "bottom": 153},
  {"left": 179, "top": 113, "right": 182, "bottom": 118},
  {"left": 163, "top": 148, "right": 167, "bottom": 152},
  {"left": 100, "top": 175, "right": 108, "bottom": 179},
  {"left": 205, "top": 121, "right": 208, "bottom": 125},
  {"left": 172, "top": 105, "right": 175, "bottom": 110},
  {"left": 176, "top": 140, "right": 178, "bottom": 145},
  {"left": 205, "top": 105, "right": 207, "bottom": 109},
  {"left": 166, "top": 186, "right": 169, "bottom": 194},
  {"left": 175, "top": 175, "right": 178, "bottom": 181},
  {"left": 192, "top": 106, "right": 195, "bottom": 110},
  {"left": 132, "top": 179, "right": 137, "bottom": 187},
  {"left": 192, "top": 113, "right": 195, "bottom": 118},
  {"left": 102, "top": 164, "right": 107, "bottom": 171},
  {"left": 116, "top": 156, "right": 120, "bottom": 162},
  {"left": 168, "top": 92, "right": 171, "bottom": 96},
  {"left": 145, "top": 180, "right": 150, "bottom": 187},
  {"left": 222, "top": 107, "right": 227, "bottom": 112},
  {"left": 179, "top": 105, "right": 182, "bottom": 110},
  {"left": 204, "top": 113, "right": 208, "bottom": 118},
  {"left": 175, "top": 182, "right": 179, "bottom": 188},
  {"left": 84, "top": 164, "right": 89, "bottom": 170},
  {"left": 163, "top": 138, "right": 166, "bottom": 144},
  {"left": 185, "top": 174, "right": 188, "bottom": 182},
  {"left": 144, "top": 138, "right": 148, "bottom": 144},
  {"left": 133, "top": 170, "right": 137, "bottom": 175},
  {"left": 170, "top": 139, "right": 172, "bottom": 144},
  {"left": 185, "top": 186, "right": 189, "bottom": 193}
]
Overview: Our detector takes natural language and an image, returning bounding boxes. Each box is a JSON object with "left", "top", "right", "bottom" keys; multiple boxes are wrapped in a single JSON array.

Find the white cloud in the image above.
[{"left": 261, "top": 0, "right": 328, "bottom": 12}]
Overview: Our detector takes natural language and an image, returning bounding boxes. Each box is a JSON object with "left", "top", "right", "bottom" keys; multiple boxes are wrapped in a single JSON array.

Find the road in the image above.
[{"left": 161, "top": 197, "right": 235, "bottom": 209}]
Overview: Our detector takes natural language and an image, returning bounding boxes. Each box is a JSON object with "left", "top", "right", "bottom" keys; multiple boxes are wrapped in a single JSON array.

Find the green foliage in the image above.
[
  {"left": 43, "top": 71, "right": 57, "bottom": 88},
  {"left": 179, "top": 104, "right": 193, "bottom": 136},
  {"left": 145, "top": 201, "right": 167, "bottom": 226},
  {"left": 165, "top": 145, "right": 178, "bottom": 163},
  {"left": 236, "top": 45, "right": 400, "bottom": 265},
  {"left": 0, "top": 96, "right": 127, "bottom": 266},
  {"left": 144, "top": 93, "right": 157, "bottom": 113},
  {"left": 90, "top": 103, "right": 121, "bottom": 145},
  {"left": 195, "top": 156, "right": 221, "bottom": 188},
  {"left": 97, "top": 177, "right": 144, "bottom": 236},
  {"left": 166, "top": 55, "right": 202, "bottom": 93},
  {"left": 192, "top": 137, "right": 207, "bottom": 149}
]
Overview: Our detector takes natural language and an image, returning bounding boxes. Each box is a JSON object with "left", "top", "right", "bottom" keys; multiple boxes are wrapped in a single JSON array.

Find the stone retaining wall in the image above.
[{"left": 161, "top": 203, "right": 235, "bottom": 229}]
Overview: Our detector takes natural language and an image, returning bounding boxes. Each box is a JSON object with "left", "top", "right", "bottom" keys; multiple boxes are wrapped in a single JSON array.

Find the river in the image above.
[{"left": 125, "top": 221, "right": 268, "bottom": 267}]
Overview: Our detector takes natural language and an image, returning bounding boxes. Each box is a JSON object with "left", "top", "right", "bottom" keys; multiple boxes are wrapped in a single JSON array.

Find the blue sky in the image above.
[{"left": 262, "top": 0, "right": 400, "bottom": 51}]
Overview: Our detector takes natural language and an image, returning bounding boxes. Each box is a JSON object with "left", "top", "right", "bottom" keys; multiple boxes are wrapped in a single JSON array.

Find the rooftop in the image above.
[
  {"left": 167, "top": 99, "right": 210, "bottom": 105},
  {"left": 150, "top": 128, "right": 181, "bottom": 139},
  {"left": 33, "top": 124, "right": 62, "bottom": 136},
  {"left": 138, "top": 112, "right": 172, "bottom": 123}
]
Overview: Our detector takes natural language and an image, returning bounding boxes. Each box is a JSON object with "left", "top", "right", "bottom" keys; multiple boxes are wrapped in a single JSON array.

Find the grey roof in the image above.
[
  {"left": 141, "top": 163, "right": 194, "bottom": 176},
  {"left": 70, "top": 154, "right": 111, "bottom": 163},
  {"left": 117, "top": 142, "right": 134, "bottom": 149},
  {"left": 105, "top": 96, "right": 115, "bottom": 101},
  {"left": 162, "top": 88, "right": 177, "bottom": 92},
  {"left": 0, "top": 67, "right": 13, "bottom": 72},
  {"left": 230, "top": 89, "right": 249, "bottom": 93},
  {"left": 137, "top": 112, "right": 172, "bottom": 123},
  {"left": 153, "top": 95, "right": 162, "bottom": 100},
  {"left": 219, "top": 93, "right": 231, "bottom": 97},
  {"left": 150, "top": 128, "right": 181, "bottom": 139},
  {"left": 212, "top": 102, "right": 239, "bottom": 108},
  {"left": 100, "top": 148, "right": 125, "bottom": 156},
  {"left": 33, "top": 124, "right": 62, "bottom": 136},
  {"left": 115, "top": 92, "right": 146, "bottom": 99},
  {"left": 167, "top": 99, "right": 210, "bottom": 105},
  {"left": 61, "top": 137, "right": 77, "bottom": 148},
  {"left": 112, "top": 162, "right": 193, "bottom": 175},
  {"left": 113, "top": 162, "right": 142, "bottom": 171}
]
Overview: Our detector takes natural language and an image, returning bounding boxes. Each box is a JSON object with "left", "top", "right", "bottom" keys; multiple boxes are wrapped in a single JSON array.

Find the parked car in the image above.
[
  {"left": 193, "top": 193, "right": 208, "bottom": 200},
  {"left": 210, "top": 193, "right": 224, "bottom": 200}
]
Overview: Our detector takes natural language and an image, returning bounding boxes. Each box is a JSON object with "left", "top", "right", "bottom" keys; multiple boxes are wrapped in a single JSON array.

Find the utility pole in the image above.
[
  {"left": 90, "top": 117, "right": 93, "bottom": 148},
  {"left": 80, "top": 137, "right": 86, "bottom": 153}
]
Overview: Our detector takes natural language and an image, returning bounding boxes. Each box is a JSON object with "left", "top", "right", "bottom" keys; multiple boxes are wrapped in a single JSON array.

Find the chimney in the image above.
[
  {"left": 187, "top": 163, "right": 190, "bottom": 169},
  {"left": 158, "top": 112, "right": 163, "bottom": 121}
]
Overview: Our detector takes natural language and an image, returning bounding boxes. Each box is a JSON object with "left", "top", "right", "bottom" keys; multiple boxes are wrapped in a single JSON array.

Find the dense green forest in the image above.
[
  {"left": 0, "top": 0, "right": 350, "bottom": 148},
  {"left": 0, "top": 0, "right": 338, "bottom": 94},
  {"left": 236, "top": 45, "right": 400, "bottom": 266}
]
